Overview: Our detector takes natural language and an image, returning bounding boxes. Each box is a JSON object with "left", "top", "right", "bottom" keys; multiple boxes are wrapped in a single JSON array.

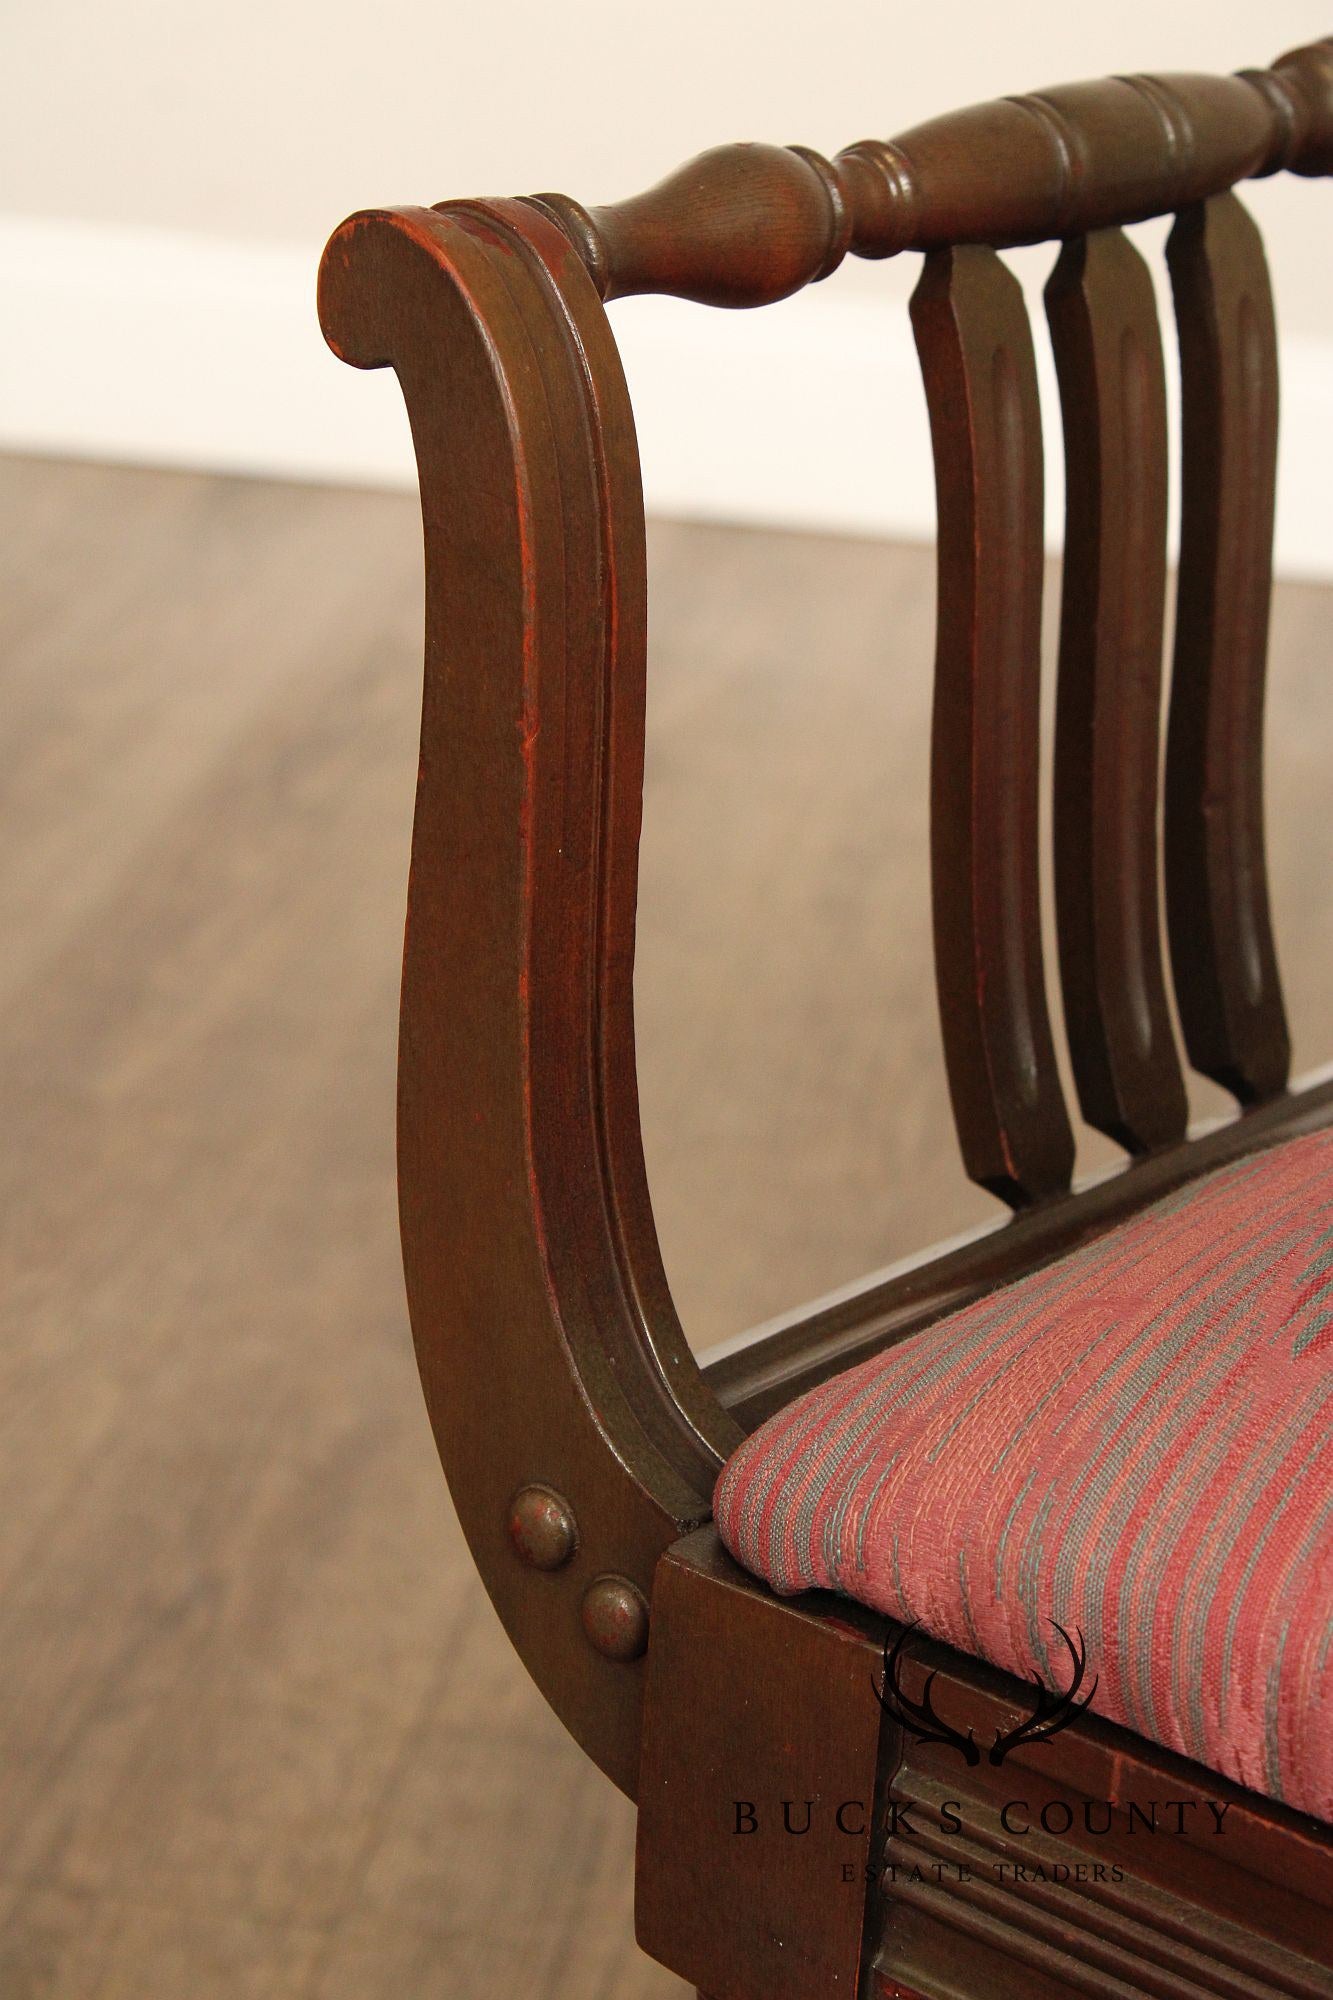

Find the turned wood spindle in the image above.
[{"left": 518, "top": 38, "right": 1333, "bottom": 308}]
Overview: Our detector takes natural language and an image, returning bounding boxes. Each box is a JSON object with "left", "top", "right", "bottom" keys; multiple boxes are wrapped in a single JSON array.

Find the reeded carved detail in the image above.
[
  {"left": 1046, "top": 230, "right": 1188, "bottom": 1156},
  {"left": 525, "top": 39, "right": 1333, "bottom": 308},
  {"left": 878, "top": 1771, "right": 1327, "bottom": 2000},
  {"left": 911, "top": 247, "right": 1074, "bottom": 1208},
  {"left": 1166, "top": 194, "right": 1290, "bottom": 1104}
]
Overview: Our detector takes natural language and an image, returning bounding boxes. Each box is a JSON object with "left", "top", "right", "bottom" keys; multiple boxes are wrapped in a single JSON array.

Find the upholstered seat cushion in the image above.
[{"left": 714, "top": 1127, "right": 1333, "bottom": 1823}]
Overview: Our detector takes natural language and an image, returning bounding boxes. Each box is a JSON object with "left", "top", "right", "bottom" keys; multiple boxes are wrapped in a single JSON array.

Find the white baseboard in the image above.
[{"left": 2, "top": 215, "right": 1330, "bottom": 579}]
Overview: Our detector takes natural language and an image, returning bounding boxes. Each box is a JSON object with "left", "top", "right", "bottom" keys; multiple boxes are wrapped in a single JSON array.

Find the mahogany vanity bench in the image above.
[{"left": 318, "top": 36, "right": 1333, "bottom": 1999}]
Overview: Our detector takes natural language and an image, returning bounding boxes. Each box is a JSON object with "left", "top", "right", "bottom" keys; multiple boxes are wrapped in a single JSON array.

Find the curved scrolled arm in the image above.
[
  {"left": 523, "top": 36, "right": 1333, "bottom": 307},
  {"left": 319, "top": 200, "right": 741, "bottom": 1797}
]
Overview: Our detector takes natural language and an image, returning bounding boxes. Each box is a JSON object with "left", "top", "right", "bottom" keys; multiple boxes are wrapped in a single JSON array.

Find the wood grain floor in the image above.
[{"left": 0, "top": 452, "right": 1328, "bottom": 1997}]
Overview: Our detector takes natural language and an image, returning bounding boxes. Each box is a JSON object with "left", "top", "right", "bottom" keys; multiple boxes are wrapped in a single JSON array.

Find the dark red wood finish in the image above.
[
  {"left": 637, "top": 1530, "right": 887, "bottom": 2000},
  {"left": 912, "top": 245, "right": 1075, "bottom": 1205},
  {"left": 319, "top": 34, "right": 1333, "bottom": 1999},
  {"left": 1167, "top": 193, "right": 1291, "bottom": 1104},
  {"left": 1046, "top": 229, "right": 1189, "bottom": 1156},
  {"left": 320, "top": 199, "right": 737, "bottom": 1798},
  {"left": 707, "top": 1078, "right": 1333, "bottom": 1431},
  {"left": 522, "top": 41, "right": 1333, "bottom": 309}
]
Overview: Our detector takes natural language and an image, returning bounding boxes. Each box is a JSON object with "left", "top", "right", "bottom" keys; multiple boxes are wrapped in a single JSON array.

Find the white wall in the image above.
[
  {"left": 3, "top": 0, "right": 1331, "bottom": 313},
  {"left": 3, "top": 2, "right": 1332, "bottom": 571}
]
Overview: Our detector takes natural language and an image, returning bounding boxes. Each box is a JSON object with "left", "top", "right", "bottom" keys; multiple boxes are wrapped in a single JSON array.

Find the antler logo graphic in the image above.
[
  {"left": 988, "top": 1621, "right": 1097, "bottom": 1765},
  {"left": 872, "top": 1625, "right": 980, "bottom": 1764},
  {"left": 872, "top": 1622, "right": 1097, "bottom": 1766}
]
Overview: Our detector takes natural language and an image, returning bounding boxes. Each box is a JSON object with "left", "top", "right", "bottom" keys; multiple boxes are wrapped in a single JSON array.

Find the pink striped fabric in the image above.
[{"left": 715, "top": 1127, "right": 1333, "bottom": 1822}]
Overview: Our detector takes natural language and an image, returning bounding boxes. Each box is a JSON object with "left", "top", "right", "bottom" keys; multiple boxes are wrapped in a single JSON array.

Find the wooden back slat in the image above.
[
  {"left": 1045, "top": 229, "right": 1189, "bottom": 1155},
  {"left": 911, "top": 246, "right": 1076, "bottom": 1207},
  {"left": 1166, "top": 193, "right": 1290, "bottom": 1104}
]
